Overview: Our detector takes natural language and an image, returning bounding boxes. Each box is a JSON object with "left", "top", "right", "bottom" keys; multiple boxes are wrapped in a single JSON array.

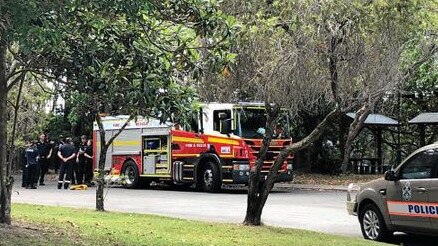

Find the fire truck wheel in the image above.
[
  {"left": 122, "top": 161, "right": 140, "bottom": 189},
  {"left": 199, "top": 162, "right": 221, "bottom": 193}
]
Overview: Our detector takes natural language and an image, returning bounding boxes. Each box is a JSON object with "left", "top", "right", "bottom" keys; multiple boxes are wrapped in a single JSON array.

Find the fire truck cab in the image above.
[{"left": 93, "top": 102, "right": 294, "bottom": 192}]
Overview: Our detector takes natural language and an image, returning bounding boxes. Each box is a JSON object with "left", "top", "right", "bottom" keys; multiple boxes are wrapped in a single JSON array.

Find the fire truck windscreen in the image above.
[{"left": 236, "top": 108, "right": 290, "bottom": 139}]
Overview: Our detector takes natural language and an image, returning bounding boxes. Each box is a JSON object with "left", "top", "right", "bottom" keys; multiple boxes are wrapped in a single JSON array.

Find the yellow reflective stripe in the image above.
[
  {"left": 172, "top": 136, "right": 204, "bottom": 144},
  {"left": 207, "top": 137, "right": 239, "bottom": 146},
  {"left": 219, "top": 154, "right": 234, "bottom": 158},
  {"left": 172, "top": 154, "right": 199, "bottom": 157},
  {"left": 112, "top": 140, "right": 140, "bottom": 147}
]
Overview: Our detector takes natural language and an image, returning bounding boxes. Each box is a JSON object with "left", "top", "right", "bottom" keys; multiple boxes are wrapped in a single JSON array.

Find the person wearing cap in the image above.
[
  {"left": 25, "top": 141, "right": 39, "bottom": 189},
  {"left": 57, "top": 137, "right": 76, "bottom": 189}
]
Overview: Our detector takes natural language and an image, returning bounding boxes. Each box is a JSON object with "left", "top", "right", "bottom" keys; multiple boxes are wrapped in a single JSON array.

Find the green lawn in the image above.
[{"left": 5, "top": 204, "right": 384, "bottom": 246}]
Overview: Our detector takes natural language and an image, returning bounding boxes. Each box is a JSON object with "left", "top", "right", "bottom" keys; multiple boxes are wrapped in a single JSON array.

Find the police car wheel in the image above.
[
  {"left": 122, "top": 161, "right": 140, "bottom": 189},
  {"left": 199, "top": 162, "right": 221, "bottom": 193},
  {"left": 359, "top": 203, "right": 390, "bottom": 242}
]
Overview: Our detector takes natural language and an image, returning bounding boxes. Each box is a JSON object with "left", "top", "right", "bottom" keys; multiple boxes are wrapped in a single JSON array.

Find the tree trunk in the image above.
[
  {"left": 95, "top": 113, "right": 106, "bottom": 211},
  {"left": 340, "top": 105, "right": 370, "bottom": 173},
  {"left": 7, "top": 74, "right": 25, "bottom": 173},
  {"left": 243, "top": 108, "right": 340, "bottom": 226},
  {"left": 51, "top": 89, "right": 58, "bottom": 113},
  {"left": 94, "top": 113, "right": 134, "bottom": 211},
  {"left": 0, "top": 42, "right": 13, "bottom": 225},
  {"left": 338, "top": 119, "right": 347, "bottom": 169},
  {"left": 244, "top": 173, "right": 276, "bottom": 226},
  {"left": 328, "top": 35, "right": 340, "bottom": 105},
  {"left": 95, "top": 144, "right": 107, "bottom": 211},
  {"left": 244, "top": 186, "right": 263, "bottom": 225},
  {"left": 243, "top": 103, "right": 278, "bottom": 226}
]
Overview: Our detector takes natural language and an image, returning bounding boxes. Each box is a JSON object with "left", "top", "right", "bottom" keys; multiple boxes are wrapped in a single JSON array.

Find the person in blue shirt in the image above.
[{"left": 25, "top": 141, "right": 39, "bottom": 189}]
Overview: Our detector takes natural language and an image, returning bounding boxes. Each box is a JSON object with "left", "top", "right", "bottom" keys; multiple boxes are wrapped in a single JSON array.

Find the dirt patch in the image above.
[
  {"left": 293, "top": 173, "right": 382, "bottom": 186},
  {"left": 0, "top": 220, "right": 84, "bottom": 246}
]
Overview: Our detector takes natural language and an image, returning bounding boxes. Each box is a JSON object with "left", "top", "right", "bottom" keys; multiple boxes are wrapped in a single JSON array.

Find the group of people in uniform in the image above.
[{"left": 23, "top": 133, "right": 94, "bottom": 190}]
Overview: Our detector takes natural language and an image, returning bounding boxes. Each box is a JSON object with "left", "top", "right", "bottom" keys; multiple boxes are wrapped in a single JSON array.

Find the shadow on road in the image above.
[
  {"left": 150, "top": 184, "right": 294, "bottom": 194},
  {"left": 387, "top": 234, "right": 438, "bottom": 246},
  {"left": 149, "top": 185, "right": 249, "bottom": 194}
]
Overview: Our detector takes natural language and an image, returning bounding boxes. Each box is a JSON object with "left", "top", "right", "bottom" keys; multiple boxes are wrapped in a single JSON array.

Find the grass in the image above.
[{"left": 5, "top": 203, "right": 386, "bottom": 246}]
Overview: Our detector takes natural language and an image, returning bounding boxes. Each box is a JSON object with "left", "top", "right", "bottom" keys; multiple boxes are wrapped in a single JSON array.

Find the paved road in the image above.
[
  {"left": 12, "top": 181, "right": 359, "bottom": 236},
  {"left": 11, "top": 181, "right": 438, "bottom": 245}
]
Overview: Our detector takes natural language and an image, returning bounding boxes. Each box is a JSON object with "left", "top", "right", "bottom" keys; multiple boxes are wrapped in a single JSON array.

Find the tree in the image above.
[
  {"left": 215, "top": 0, "right": 433, "bottom": 225},
  {"left": 0, "top": 0, "right": 58, "bottom": 225},
  {"left": 340, "top": 1, "right": 438, "bottom": 172},
  {"left": 29, "top": 0, "right": 235, "bottom": 211},
  {"left": 0, "top": 25, "right": 10, "bottom": 226}
]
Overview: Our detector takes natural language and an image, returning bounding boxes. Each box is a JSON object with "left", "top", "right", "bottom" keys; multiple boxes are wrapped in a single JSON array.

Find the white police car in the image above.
[{"left": 347, "top": 143, "right": 438, "bottom": 241}]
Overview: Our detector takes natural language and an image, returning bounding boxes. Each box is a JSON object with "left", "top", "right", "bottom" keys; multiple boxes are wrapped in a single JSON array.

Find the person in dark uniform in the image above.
[
  {"left": 70, "top": 138, "right": 79, "bottom": 185},
  {"left": 49, "top": 140, "right": 58, "bottom": 173},
  {"left": 36, "top": 133, "right": 52, "bottom": 186},
  {"left": 21, "top": 142, "right": 29, "bottom": 187},
  {"left": 76, "top": 135, "right": 88, "bottom": 185},
  {"left": 84, "top": 139, "right": 94, "bottom": 186},
  {"left": 56, "top": 137, "right": 65, "bottom": 174},
  {"left": 25, "top": 141, "right": 39, "bottom": 189},
  {"left": 57, "top": 137, "right": 76, "bottom": 189}
]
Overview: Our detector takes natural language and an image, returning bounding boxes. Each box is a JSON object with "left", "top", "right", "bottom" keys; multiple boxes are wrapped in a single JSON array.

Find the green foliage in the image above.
[
  {"left": 1, "top": 1, "right": 69, "bottom": 146},
  {"left": 44, "top": 114, "right": 72, "bottom": 141},
  {"left": 401, "top": 37, "right": 438, "bottom": 114},
  {"left": 215, "top": 0, "right": 438, "bottom": 173},
  {"left": 6, "top": 75, "right": 53, "bottom": 145},
  {"left": 376, "top": 1, "right": 438, "bottom": 148},
  {"left": 24, "top": 0, "right": 235, "bottom": 124}
]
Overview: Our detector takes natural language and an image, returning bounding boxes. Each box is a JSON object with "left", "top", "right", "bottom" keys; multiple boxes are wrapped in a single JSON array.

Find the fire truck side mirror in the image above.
[
  {"left": 220, "top": 118, "right": 232, "bottom": 135},
  {"left": 218, "top": 112, "right": 228, "bottom": 120}
]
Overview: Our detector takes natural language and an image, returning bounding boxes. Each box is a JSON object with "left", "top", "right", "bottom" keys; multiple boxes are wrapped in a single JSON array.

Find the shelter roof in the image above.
[
  {"left": 346, "top": 113, "right": 399, "bottom": 126},
  {"left": 408, "top": 112, "right": 438, "bottom": 125}
]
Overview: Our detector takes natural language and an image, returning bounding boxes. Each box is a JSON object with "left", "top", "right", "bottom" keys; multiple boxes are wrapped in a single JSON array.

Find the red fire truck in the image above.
[{"left": 93, "top": 102, "right": 293, "bottom": 192}]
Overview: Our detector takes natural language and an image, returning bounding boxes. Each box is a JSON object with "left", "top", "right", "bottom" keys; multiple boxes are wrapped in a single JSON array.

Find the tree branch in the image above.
[
  {"left": 403, "top": 43, "right": 438, "bottom": 81},
  {"left": 6, "top": 72, "right": 26, "bottom": 92},
  {"left": 269, "top": 108, "right": 341, "bottom": 176},
  {"left": 104, "top": 114, "right": 135, "bottom": 149},
  {"left": 340, "top": 104, "right": 372, "bottom": 173},
  {"left": 6, "top": 59, "right": 20, "bottom": 80}
]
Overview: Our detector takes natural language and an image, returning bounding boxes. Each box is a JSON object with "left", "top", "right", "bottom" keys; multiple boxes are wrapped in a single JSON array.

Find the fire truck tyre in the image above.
[
  {"left": 359, "top": 203, "right": 391, "bottom": 242},
  {"left": 199, "top": 162, "right": 221, "bottom": 193},
  {"left": 122, "top": 161, "right": 140, "bottom": 189}
]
